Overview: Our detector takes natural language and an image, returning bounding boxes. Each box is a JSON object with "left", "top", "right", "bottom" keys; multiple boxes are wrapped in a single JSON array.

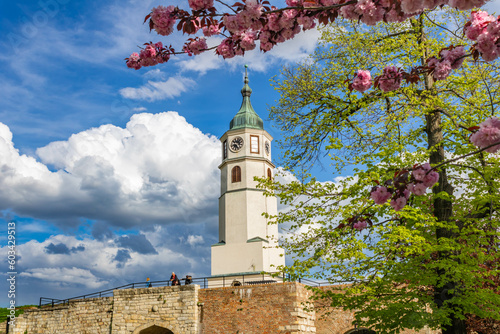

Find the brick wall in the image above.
[
  {"left": 10, "top": 297, "right": 113, "bottom": 334},
  {"left": 198, "top": 282, "right": 315, "bottom": 333},
  {"left": 9, "top": 282, "right": 441, "bottom": 334}
]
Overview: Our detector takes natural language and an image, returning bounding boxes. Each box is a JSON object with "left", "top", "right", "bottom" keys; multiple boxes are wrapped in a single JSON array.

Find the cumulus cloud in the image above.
[
  {"left": 20, "top": 267, "right": 109, "bottom": 290},
  {"left": 3, "top": 227, "right": 213, "bottom": 302},
  {"left": 0, "top": 112, "right": 221, "bottom": 228},
  {"left": 186, "top": 235, "right": 204, "bottom": 247},
  {"left": 119, "top": 77, "right": 195, "bottom": 101},
  {"left": 115, "top": 234, "right": 157, "bottom": 254}
]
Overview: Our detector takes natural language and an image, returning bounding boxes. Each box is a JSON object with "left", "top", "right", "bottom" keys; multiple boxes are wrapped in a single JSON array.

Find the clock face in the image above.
[
  {"left": 265, "top": 141, "right": 270, "bottom": 155},
  {"left": 230, "top": 136, "right": 244, "bottom": 152}
]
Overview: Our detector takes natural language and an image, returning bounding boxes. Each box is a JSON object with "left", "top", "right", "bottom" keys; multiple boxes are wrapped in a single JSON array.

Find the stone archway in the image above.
[
  {"left": 344, "top": 328, "right": 376, "bottom": 334},
  {"left": 137, "top": 325, "right": 174, "bottom": 334}
]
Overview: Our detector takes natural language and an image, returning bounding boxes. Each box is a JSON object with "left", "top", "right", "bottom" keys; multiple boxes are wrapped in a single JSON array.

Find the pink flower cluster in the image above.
[
  {"left": 129, "top": 0, "right": 499, "bottom": 71},
  {"left": 183, "top": 38, "right": 208, "bottom": 56},
  {"left": 427, "top": 46, "right": 466, "bottom": 80},
  {"left": 378, "top": 66, "right": 402, "bottom": 92},
  {"left": 470, "top": 117, "right": 500, "bottom": 153},
  {"left": 151, "top": 5, "right": 176, "bottom": 36},
  {"left": 466, "top": 11, "right": 500, "bottom": 62},
  {"left": 352, "top": 70, "right": 372, "bottom": 92},
  {"left": 370, "top": 163, "right": 439, "bottom": 212},
  {"left": 202, "top": 23, "right": 220, "bottom": 37},
  {"left": 126, "top": 42, "right": 167, "bottom": 70},
  {"left": 353, "top": 220, "right": 368, "bottom": 231},
  {"left": 188, "top": 0, "right": 213, "bottom": 11}
]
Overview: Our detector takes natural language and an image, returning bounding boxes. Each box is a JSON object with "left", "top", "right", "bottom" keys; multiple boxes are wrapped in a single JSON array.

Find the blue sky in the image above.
[
  {"left": 0, "top": 0, "right": 326, "bottom": 306},
  {"left": 1, "top": 0, "right": 499, "bottom": 307}
]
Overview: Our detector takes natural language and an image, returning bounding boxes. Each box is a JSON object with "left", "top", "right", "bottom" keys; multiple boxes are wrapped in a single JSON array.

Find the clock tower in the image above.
[{"left": 211, "top": 67, "right": 285, "bottom": 277}]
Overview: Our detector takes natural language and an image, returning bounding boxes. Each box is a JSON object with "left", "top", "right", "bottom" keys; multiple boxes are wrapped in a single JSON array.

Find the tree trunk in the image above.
[{"left": 418, "top": 14, "right": 466, "bottom": 334}]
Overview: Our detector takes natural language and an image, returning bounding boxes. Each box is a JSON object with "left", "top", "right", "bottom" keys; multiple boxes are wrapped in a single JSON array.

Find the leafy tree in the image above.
[{"left": 261, "top": 9, "right": 500, "bottom": 334}]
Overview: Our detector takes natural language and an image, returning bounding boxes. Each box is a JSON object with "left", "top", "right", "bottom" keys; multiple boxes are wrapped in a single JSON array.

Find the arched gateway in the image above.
[
  {"left": 344, "top": 328, "right": 376, "bottom": 334},
  {"left": 135, "top": 324, "right": 174, "bottom": 334}
]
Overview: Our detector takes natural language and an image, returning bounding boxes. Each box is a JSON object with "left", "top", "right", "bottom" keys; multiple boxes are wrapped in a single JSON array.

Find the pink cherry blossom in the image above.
[
  {"left": 441, "top": 46, "right": 466, "bottom": 69},
  {"left": 126, "top": 52, "right": 141, "bottom": 70},
  {"left": 353, "top": 220, "right": 368, "bottom": 231},
  {"left": 477, "top": 33, "right": 499, "bottom": 61},
  {"left": 355, "top": 0, "right": 385, "bottom": 26},
  {"left": 401, "top": 0, "right": 424, "bottom": 14},
  {"left": 449, "top": 0, "right": 488, "bottom": 10},
  {"left": 143, "top": 45, "right": 157, "bottom": 58},
  {"left": 371, "top": 186, "right": 392, "bottom": 204},
  {"left": 409, "top": 183, "right": 427, "bottom": 196},
  {"left": 422, "top": 171, "right": 439, "bottom": 188},
  {"left": 240, "top": 31, "right": 257, "bottom": 51},
  {"left": 151, "top": 5, "right": 176, "bottom": 36},
  {"left": 470, "top": 117, "right": 500, "bottom": 153},
  {"left": 340, "top": 4, "right": 360, "bottom": 20},
  {"left": 433, "top": 60, "right": 452, "bottom": 80},
  {"left": 183, "top": 38, "right": 208, "bottom": 56},
  {"left": 242, "top": 0, "right": 263, "bottom": 21},
  {"left": 188, "top": 0, "right": 213, "bottom": 11},
  {"left": 216, "top": 38, "right": 236, "bottom": 59},
  {"left": 482, "top": 117, "right": 500, "bottom": 129},
  {"left": 378, "top": 66, "right": 402, "bottom": 92},
  {"left": 202, "top": 23, "right": 220, "bottom": 37},
  {"left": 390, "top": 196, "right": 407, "bottom": 211},
  {"left": 465, "top": 10, "right": 495, "bottom": 40},
  {"left": 297, "top": 15, "right": 316, "bottom": 30},
  {"left": 352, "top": 70, "right": 372, "bottom": 92},
  {"left": 320, "top": 0, "right": 341, "bottom": 5}
]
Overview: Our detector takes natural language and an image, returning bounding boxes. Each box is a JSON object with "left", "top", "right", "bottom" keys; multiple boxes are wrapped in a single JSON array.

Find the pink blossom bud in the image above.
[{"left": 352, "top": 70, "right": 372, "bottom": 92}]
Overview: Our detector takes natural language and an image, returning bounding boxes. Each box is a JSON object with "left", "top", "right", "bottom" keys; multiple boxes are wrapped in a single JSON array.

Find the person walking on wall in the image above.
[
  {"left": 146, "top": 277, "right": 152, "bottom": 288},
  {"left": 170, "top": 272, "right": 180, "bottom": 286}
]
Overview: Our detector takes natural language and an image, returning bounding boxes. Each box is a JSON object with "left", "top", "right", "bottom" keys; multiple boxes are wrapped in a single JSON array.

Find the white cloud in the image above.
[
  {"left": 21, "top": 267, "right": 109, "bottom": 290},
  {"left": 119, "top": 77, "right": 196, "bottom": 101},
  {"left": 132, "top": 107, "right": 147, "bottom": 112},
  {"left": 0, "top": 112, "right": 221, "bottom": 228},
  {"left": 186, "top": 235, "right": 204, "bottom": 246}
]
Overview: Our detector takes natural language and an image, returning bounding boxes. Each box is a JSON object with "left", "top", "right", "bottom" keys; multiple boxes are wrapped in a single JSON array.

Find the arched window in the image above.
[
  {"left": 232, "top": 166, "right": 241, "bottom": 183},
  {"left": 267, "top": 168, "right": 272, "bottom": 180}
]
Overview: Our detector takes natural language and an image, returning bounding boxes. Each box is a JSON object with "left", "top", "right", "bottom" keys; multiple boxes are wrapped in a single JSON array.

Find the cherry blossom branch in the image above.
[{"left": 431, "top": 139, "right": 500, "bottom": 172}]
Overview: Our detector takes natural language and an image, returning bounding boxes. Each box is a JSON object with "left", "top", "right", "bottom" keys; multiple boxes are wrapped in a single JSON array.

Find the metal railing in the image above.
[{"left": 39, "top": 272, "right": 329, "bottom": 308}]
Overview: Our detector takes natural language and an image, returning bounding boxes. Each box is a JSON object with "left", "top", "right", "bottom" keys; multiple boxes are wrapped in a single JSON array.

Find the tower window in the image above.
[
  {"left": 267, "top": 168, "right": 272, "bottom": 180},
  {"left": 250, "top": 135, "right": 259, "bottom": 153},
  {"left": 232, "top": 166, "right": 241, "bottom": 183},
  {"left": 223, "top": 140, "right": 228, "bottom": 160}
]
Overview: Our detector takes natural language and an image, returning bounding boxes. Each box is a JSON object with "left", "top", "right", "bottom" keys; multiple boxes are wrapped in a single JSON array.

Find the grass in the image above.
[{"left": 0, "top": 305, "right": 37, "bottom": 319}]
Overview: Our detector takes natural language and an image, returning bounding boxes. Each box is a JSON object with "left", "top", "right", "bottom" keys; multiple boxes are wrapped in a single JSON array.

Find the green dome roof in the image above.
[{"left": 229, "top": 66, "right": 264, "bottom": 130}]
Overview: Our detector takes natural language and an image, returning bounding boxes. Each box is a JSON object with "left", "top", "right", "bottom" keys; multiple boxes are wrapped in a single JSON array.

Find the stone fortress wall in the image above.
[{"left": 9, "top": 282, "right": 437, "bottom": 334}]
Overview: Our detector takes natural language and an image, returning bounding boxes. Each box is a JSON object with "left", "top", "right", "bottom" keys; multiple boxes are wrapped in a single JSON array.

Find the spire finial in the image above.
[
  {"left": 229, "top": 65, "right": 263, "bottom": 130},
  {"left": 241, "top": 65, "right": 252, "bottom": 97}
]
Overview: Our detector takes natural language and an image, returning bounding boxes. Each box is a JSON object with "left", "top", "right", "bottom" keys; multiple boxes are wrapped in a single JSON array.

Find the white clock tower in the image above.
[{"left": 211, "top": 67, "right": 285, "bottom": 277}]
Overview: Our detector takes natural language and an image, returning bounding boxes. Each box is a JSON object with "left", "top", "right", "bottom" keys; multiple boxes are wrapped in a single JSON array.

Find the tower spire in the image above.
[{"left": 229, "top": 65, "right": 264, "bottom": 130}]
